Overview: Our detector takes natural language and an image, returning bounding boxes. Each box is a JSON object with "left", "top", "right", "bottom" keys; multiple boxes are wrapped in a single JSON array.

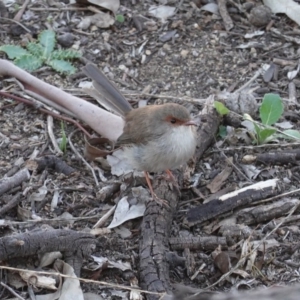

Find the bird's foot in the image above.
[{"left": 151, "top": 193, "right": 169, "bottom": 207}]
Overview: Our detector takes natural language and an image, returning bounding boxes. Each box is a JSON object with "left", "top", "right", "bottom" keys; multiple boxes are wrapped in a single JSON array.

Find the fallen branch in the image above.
[{"left": 0, "top": 59, "right": 123, "bottom": 141}]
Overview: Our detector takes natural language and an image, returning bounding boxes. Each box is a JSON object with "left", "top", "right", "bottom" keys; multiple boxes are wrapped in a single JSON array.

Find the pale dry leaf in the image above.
[
  {"left": 107, "top": 149, "right": 133, "bottom": 176},
  {"left": 148, "top": 5, "right": 176, "bottom": 22},
  {"left": 91, "top": 255, "right": 132, "bottom": 271},
  {"left": 244, "top": 30, "right": 265, "bottom": 39},
  {"left": 87, "top": 0, "right": 120, "bottom": 14},
  {"left": 276, "top": 121, "right": 294, "bottom": 129},
  {"left": 200, "top": 3, "right": 220, "bottom": 15},
  {"left": 240, "top": 164, "right": 262, "bottom": 180},
  {"left": 108, "top": 196, "right": 146, "bottom": 228},
  {"left": 83, "top": 292, "right": 104, "bottom": 300},
  {"left": 29, "top": 180, "right": 49, "bottom": 202},
  {"left": 92, "top": 11, "right": 115, "bottom": 28},
  {"left": 59, "top": 261, "right": 84, "bottom": 300},
  {"left": 19, "top": 271, "right": 57, "bottom": 290},
  {"left": 287, "top": 63, "right": 300, "bottom": 80},
  {"left": 264, "top": 0, "right": 300, "bottom": 26},
  {"left": 39, "top": 252, "right": 63, "bottom": 268}
]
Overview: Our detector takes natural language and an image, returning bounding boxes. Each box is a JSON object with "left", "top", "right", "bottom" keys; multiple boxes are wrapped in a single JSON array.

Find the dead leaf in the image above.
[
  {"left": 108, "top": 196, "right": 146, "bottom": 228},
  {"left": 206, "top": 158, "right": 233, "bottom": 193},
  {"left": 84, "top": 136, "right": 113, "bottom": 160},
  {"left": 264, "top": 0, "right": 300, "bottom": 26}
]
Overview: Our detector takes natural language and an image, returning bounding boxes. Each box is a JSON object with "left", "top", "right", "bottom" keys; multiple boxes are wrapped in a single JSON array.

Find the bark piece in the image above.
[
  {"left": 0, "top": 229, "right": 96, "bottom": 276},
  {"left": 0, "top": 192, "right": 22, "bottom": 215},
  {"left": 218, "top": 0, "right": 234, "bottom": 31},
  {"left": 26, "top": 155, "right": 76, "bottom": 175},
  {"left": 187, "top": 179, "right": 279, "bottom": 226},
  {"left": 169, "top": 236, "right": 227, "bottom": 251},
  {"left": 0, "top": 168, "right": 30, "bottom": 197},
  {"left": 237, "top": 198, "right": 300, "bottom": 225}
]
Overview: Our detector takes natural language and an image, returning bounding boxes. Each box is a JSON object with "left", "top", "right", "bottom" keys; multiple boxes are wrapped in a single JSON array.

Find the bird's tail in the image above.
[{"left": 82, "top": 63, "right": 132, "bottom": 116}]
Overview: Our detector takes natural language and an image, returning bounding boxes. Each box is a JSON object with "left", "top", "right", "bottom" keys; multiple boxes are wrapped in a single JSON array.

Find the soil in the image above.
[{"left": 1, "top": 0, "right": 300, "bottom": 299}]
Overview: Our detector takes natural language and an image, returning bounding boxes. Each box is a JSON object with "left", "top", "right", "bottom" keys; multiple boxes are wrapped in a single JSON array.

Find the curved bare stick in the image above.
[{"left": 0, "top": 59, "right": 124, "bottom": 141}]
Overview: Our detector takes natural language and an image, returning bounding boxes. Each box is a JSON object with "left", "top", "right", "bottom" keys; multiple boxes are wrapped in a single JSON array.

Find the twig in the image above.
[
  {"left": 0, "top": 266, "right": 163, "bottom": 296},
  {"left": 47, "top": 115, "right": 64, "bottom": 155},
  {"left": 123, "top": 92, "right": 207, "bottom": 104},
  {"left": 0, "top": 282, "right": 25, "bottom": 300},
  {"left": 68, "top": 129, "right": 99, "bottom": 187},
  {"left": 203, "top": 201, "right": 299, "bottom": 290},
  {"left": 235, "top": 67, "right": 264, "bottom": 93},
  {"left": 14, "top": 0, "right": 30, "bottom": 22},
  {"left": 0, "top": 91, "right": 92, "bottom": 138},
  {"left": 0, "top": 17, "right": 31, "bottom": 33}
]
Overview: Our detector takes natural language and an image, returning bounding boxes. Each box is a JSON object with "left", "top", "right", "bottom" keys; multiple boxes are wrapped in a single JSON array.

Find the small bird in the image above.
[{"left": 83, "top": 64, "right": 198, "bottom": 204}]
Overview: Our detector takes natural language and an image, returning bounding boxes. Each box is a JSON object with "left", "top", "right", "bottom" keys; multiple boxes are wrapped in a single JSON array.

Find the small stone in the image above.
[
  {"left": 249, "top": 5, "right": 272, "bottom": 27},
  {"left": 180, "top": 50, "right": 189, "bottom": 58}
]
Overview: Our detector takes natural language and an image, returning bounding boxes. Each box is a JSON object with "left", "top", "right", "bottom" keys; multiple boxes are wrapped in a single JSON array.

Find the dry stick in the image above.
[
  {"left": 218, "top": 0, "right": 234, "bottom": 31},
  {"left": 0, "top": 168, "right": 30, "bottom": 197},
  {"left": 124, "top": 92, "right": 207, "bottom": 104},
  {"left": 0, "top": 214, "right": 104, "bottom": 227},
  {"left": 0, "top": 193, "right": 22, "bottom": 216},
  {"left": 215, "top": 137, "right": 253, "bottom": 184},
  {"left": 14, "top": 0, "right": 30, "bottom": 21},
  {"left": 235, "top": 67, "right": 264, "bottom": 93},
  {"left": 0, "top": 282, "right": 25, "bottom": 300},
  {"left": 0, "top": 17, "right": 31, "bottom": 33},
  {"left": 47, "top": 115, "right": 64, "bottom": 155},
  {"left": 0, "top": 91, "right": 92, "bottom": 138},
  {"left": 210, "top": 142, "right": 300, "bottom": 153},
  {"left": 0, "top": 266, "right": 163, "bottom": 297},
  {"left": 203, "top": 201, "right": 300, "bottom": 291},
  {"left": 68, "top": 129, "right": 100, "bottom": 187}
]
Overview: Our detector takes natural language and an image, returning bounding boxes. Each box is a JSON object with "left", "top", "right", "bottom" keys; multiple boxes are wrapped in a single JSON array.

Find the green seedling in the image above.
[
  {"left": 115, "top": 14, "right": 125, "bottom": 23},
  {"left": 214, "top": 93, "right": 300, "bottom": 144},
  {"left": 59, "top": 122, "right": 67, "bottom": 153},
  {"left": 0, "top": 30, "right": 81, "bottom": 74}
]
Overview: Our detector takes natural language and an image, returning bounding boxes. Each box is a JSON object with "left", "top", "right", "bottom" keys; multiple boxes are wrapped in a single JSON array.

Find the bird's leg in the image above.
[
  {"left": 165, "top": 169, "right": 180, "bottom": 193},
  {"left": 144, "top": 171, "right": 169, "bottom": 207}
]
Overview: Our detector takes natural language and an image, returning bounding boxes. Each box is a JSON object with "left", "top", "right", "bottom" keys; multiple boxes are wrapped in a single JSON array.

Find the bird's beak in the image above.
[{"left": 184, "top": 119, "right": 198, "bottom": 126}]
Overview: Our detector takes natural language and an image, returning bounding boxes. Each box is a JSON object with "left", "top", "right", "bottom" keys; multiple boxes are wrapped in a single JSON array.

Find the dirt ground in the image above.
[{"left": 1, "top": 0, "right": 300, "bottom": 299}]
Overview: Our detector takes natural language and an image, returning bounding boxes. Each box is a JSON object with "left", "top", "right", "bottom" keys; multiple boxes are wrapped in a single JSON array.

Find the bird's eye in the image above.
[{"left": 170, "top": 118, "right": 176, "bottom": 124}]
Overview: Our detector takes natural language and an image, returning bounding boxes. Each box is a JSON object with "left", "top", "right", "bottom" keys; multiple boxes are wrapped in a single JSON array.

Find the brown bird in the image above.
[{"left": 83, "top": 64, "right": 198, "bottom": 205}]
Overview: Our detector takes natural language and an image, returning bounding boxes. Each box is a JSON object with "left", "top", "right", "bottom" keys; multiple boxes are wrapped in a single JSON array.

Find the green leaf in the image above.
[
  {"left": 15, "top": 55, "right": 43, "bottom": 71},
  {"left": 214, "top": 101, "right": 229, "bottom": 115},
  {"left": 26, "top": 42, "right": 44, "bottom": 57},
  {"left": 51, "top": 49, "right": 81, "bottom": 60},
  {"left": 218, "top": 125, "right": 227, "bottom": 138},
  {"left": 47, "top": 59, "right": 76, "bottom": 74},
  {"left": 0, "top": 45, "right": 30, "bottom": 59},
  {"left": 38, "top": 30, "right": 56, "bottom": 58},
  {"left": 282, "top": 129, "right": 300, "bottom": 141},
  {"left": 260, "top": 93, "right": 283, "bottom": 125},
  {"left": 116, "top": 14, "right": 125, "bottom": 23},
  {"left": 257, "top": 127, "right": 276, "bottom": 144}
]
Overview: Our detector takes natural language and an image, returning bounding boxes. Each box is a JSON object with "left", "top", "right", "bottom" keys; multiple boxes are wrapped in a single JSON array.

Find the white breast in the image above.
[{"left": 124, "top": 126, "right": 197, "bottom": 173}]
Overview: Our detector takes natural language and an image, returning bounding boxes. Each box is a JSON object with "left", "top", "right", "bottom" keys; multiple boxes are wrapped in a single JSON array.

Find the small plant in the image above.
[
  {"left": 59, "top": 122, "right": 67, "bottom": 153},
  {"left": 214, "top": 93, "right": 300, "bottom": 144},
  {"left": 252, "top": 93, "right": 283, "bottom": 144},
  {"left": 0, "top": 30, "right": 81, "bottom": 74},
  {"left": 115, "top": 14, "right": 125, "bottom": 23}
]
